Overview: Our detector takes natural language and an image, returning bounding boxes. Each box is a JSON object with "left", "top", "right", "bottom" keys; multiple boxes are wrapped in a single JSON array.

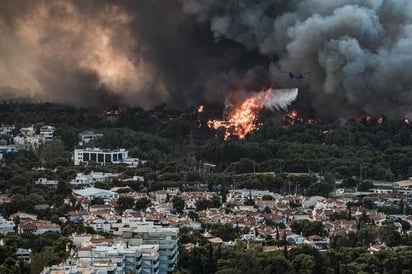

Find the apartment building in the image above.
[
  {"left": 41, "top": 242, "right": 161, "bottom": 274},
  {"left": 74, "top": 148, "right": 128, "bottom": 166},
  {"left": 112, "top": 218, "right": 179, "bottom": 274},
  {"left": 39, "top": 125, "right": 55, "bottom": 143}
]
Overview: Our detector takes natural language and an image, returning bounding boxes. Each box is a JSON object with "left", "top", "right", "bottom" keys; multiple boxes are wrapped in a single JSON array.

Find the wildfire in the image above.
[
  {"left": 377, "top": 116, "right": 385, "bottom": 125},
  {"left": 197, "top": 105, "right": 204, "bottom": 113},
  {"left": 355, "top": 113, "right": 373, "bottom": 125},
  {"left": 104, "top": 109, "right": 121, "bottom": 116},
  {"left": 289, "top": 110, "right": 298, "bottom": 119},
  {"left": 404, "top": 117, "right": 411, "bottom": 126},
  {"left": 207, "top": 95, "right": 264, "bottom": 140},
  {"left": 207, "top": 88, "right": 297, "bottom": 140},
  {"left": 282, "top": 110, "right": 316, "bottom": 128},
  {"left": 355, "top": 113, "right": 386, "bottom": 126}
]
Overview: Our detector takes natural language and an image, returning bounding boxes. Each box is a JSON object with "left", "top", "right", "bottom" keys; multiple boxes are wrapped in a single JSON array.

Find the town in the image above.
[{"left": 1, "top": 104, "right": 412, "bottom": 274}]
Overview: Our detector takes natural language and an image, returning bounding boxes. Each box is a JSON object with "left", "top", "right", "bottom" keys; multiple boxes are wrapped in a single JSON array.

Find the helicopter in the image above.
[{"left": 281, "top": 71, "right": 311, "bottom": 80}]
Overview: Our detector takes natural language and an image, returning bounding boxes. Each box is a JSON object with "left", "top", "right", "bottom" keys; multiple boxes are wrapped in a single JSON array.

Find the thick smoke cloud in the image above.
[
  {"left": 182, "top": 0, "right": 412, "bottom": 118},
  {"left": 1, "top": 0, "right": 412, "bottom": 118},
  {"left": 0, "top": 0, "right": 266, "bottom": 109}
]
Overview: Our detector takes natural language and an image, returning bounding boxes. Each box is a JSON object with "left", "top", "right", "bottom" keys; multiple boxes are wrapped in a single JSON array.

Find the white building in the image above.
[
  {"left": 112, "top": 218, "right": 179, "bottom": 274},
  {"left": 0, "top": 145, "right": 18, "bottom": 154},
  {"left": 39, "top": 126, "right": 55, "bottom": 143},
  {"left": 154, "top": 190, "right": 168, "bottom": 203},
  {"left": 227, "top": 189, "right": 280, "bottom": 202},
  {"left": 15, "top": 248, "right": 32, "bottom": 263},
  {"left": 394, "top": 179, "right": 412, "bottom": 195},
  {"left": 13, "top": 135, "right": 41, "bottom": 150},
  {"left": 78, "top": 131, "right": 103, "bottom": 145},
  {"left": 123, "top": 157, "right": 140, "bottom": 168},
  {"left": 371, "top": 188, "right": 393, "bottom": 194},
  {"left": 0, "top": 216, "right": 15, "bottom": 234},
  {"left": 70, "top": 173, "right": 95, "bottom": 188},
  {"left": 141, "top": 245, "right": 160, "bottom": 274},
  {"left": 0, "top": 124, "right": 15, "bottom": 135},
  {"left": 42, "top": 242, "right": 156, "bottom": 274},
  {"left": 19, "top": 125, "right": 35, "bottom": 137},
  {"left": 74, "top": 148, "right": 128, "bottom": 166},
  {"left": 72, "top": 187, "right": 116, "bottom": 201},
  {"left": 35, "top": 178, "right": 58, "bottom": 188},
  {"left": 87, "top": 218, "right": 112, "bottom": 233},
  {"left": 287, "top": 233, "right": 307, "bottom": 245},
  {"left": 89, "top": 171, "right": 122, "bottom": 183}
]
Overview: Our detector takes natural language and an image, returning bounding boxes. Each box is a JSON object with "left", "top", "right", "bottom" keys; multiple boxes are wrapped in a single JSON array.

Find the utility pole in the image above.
[{"left": 360, "top": 166, "right": 367, "bottom": 181}]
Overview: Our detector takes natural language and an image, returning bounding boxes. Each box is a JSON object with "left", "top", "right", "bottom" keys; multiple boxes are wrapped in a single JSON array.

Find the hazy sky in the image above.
[{"left": 1, "top": 0, "right": 412, "bottom": 118}]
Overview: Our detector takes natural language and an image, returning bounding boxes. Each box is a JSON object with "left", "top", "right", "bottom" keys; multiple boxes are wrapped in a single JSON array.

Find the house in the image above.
[
  {"left": 0, "top": 216, "right": 15, "bottom": 234},
  {"left": 87, "top": 218, "right": 111, "bottom": 233},
  {"left": 0, "top": 124, "right": 15, "bottom": 135},
  {"left": 154, "top": 190, "right": 169, "bottom": 203},
  {"left": 15, "top": 248, "right": 32, "bottom": 263},
  {"left": 18, "top": 220, "right": 60, "bottom": 235},
  {"left": 72, "top": 187, "right": 116, "bottom": 201},
  {"left": 35, "top": 178, "right": 58, "bottom": 188},
  {"left": 70, "top": 173, "right": 95, "bottom": 188},
  {"left": 394, "top": 179, "right": 412, "bottom": 195},
  {"left": 286, "top": 233, "right": 307, "bottom": 245},
  {"left": 78, "top": 131, "right": 103, "bottom": 145},
  {"left": 13, "top": 135, "right": 41, "bottom": 150},
  {"left": 0, "top": 145, "right": 18, "bottom": 154},
  {"left": 123, "top": 157, "right": 140, "bottom": 168},
  {"left": 89, "top": 171, "right": 121, "bottom": 183},
  {"left": 19, "top": 125, "right": 35, "bottom": 137},
  {"left": 39, "top": 126, "right": 55, "bottom": 143},
  {"left": 10, "top": 212, "right": 37, "bottom": 221},
  {"left": 66, "top": 211, "right": 90, "bottom": 223}
]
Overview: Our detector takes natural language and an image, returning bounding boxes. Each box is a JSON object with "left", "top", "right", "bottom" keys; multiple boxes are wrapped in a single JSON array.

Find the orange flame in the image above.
[
  {"left": 197, "top": 105, "right": 204, "bottom": 113},
  {"left": 207, "top": 90, "right": 271, "bottom": 140},
  {"left": 289, "top": 110, "right": 298, "bottom": 119},
  {"left": 282, "top": 110, "right": 317, "bottom": 128},
  {"left": 404, "top": 117, "right": 411, "bottom": 126},
  {"left": 377, "top": 116, "right": 384, "bottom": 125}
]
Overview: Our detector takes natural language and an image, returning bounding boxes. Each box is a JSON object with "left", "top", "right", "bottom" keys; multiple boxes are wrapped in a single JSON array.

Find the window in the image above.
[
  {"left": 83, "top": 153, "right": 89, "bottom": 161},
  {"left": 105, "top": 154, "right": 111, "bottom": 162},
  {"left": 91, "top": 153, "right": 96, "bottom": 161},
  {"left": 98, "top": 153, "right": 104, "bottom": 162}
]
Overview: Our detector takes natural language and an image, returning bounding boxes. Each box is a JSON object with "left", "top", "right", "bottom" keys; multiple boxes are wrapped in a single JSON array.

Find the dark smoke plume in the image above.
[
  {"left": 181, "top": 0, "right": 412, "bottom": 118},
  {"left": 1, "top": 1, "right": 412, "bottom": 118}
]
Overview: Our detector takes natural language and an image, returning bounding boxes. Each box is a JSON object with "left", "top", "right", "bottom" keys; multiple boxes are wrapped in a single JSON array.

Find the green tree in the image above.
[
  {"left": 292, "top": 254, "right": 315, "bottom": 274},
  {"left": 134, "top": 197, "right": 151, "bottom": 211},
  {"left": 38, "top": 139, "right": 66, "bottom": 165},
  {"left": 116, "top": 196, "right": 135, "bottom": 213},
  {"left": 172, "top": 196, "right": 185, "bottom": 214}
]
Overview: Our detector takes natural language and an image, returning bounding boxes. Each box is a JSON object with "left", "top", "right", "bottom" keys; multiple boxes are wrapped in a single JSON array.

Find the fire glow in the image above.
[
  {"left": 282, "top": 110, "right": 316, "bottom": 128},
  {"left": 207, "top": 88, "right": 298, "bottom": 140}
]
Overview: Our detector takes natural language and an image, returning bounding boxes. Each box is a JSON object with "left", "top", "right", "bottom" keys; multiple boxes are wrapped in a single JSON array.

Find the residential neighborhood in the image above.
[{"left": 2, "top": 105, "right": 412, "bottom": 274}]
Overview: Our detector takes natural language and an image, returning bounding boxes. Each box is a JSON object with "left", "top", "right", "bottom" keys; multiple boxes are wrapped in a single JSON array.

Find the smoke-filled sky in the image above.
[{"left": 1, "top": 0, "right": 412, "bottom": 118}]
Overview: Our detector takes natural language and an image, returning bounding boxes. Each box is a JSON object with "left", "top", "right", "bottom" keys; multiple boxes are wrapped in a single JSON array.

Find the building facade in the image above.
[
  {"left": 74, "top": 148, "right": 128, "bottom": 166},
  {"left": 112, "top": 218, "right": 179, "bottom": 274},
  {"left": 0, "top": 216, "right": 15, "bottom": 234}
]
